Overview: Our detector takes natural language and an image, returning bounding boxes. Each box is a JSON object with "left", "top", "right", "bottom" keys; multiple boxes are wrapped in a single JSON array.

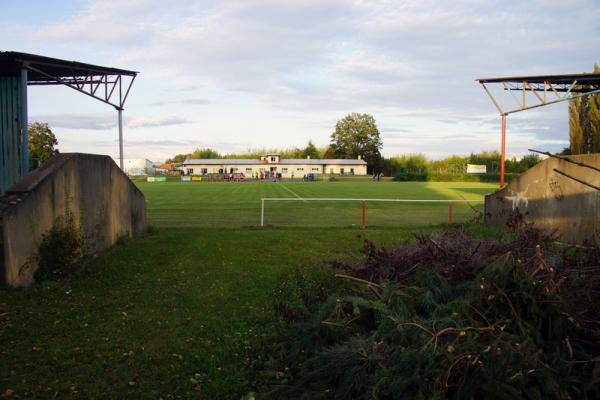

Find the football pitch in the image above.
[
  {"left": 140, "top": 180, "right": 496, "bottom": 228},
  {"left": 0, "top": 180, "right": 497, "bottom": 399}
]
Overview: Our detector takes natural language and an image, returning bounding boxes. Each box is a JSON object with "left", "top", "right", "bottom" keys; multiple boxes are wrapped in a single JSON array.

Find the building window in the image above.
[
  {"left": 232, "top": 168, "right": 238, "bottom": 172},
  {"left": 330, "top": 168, "right": 334, "bottom": 174},
  {"left": 201, "top": 168, "right": 207, "bottom": 175},
  {"left": 297, "top": 167, "right": 304, "bottom": 171},
  {"left": 246, "top": 168, "right": 252, "bottom": 172},
  {"left": 187, "top": 168, "right": 194, "bottom": 175},
  {"left": 259, "top": 168, "right": 265, "bottom": 172},
  {"left": 350, "top": 168, "right": 354, "bottom": 174},
  {"left": 282, "top": 168, "right": 288, "bottom": 172},
  {"left": 312, "top": 167, "right": 319, "bottom": 171},
  {"left": 270, "top": 156, "right": 276, "bottom": 162}
]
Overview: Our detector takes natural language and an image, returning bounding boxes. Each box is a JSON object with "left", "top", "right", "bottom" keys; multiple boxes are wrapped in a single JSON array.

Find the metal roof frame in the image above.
[
  {"left": 0, "top": 51, "right": 137, "bottom": 111},
  {"left": 476, "top": 72, "right": 600, "bottom": 116},
  {"left": 476, "top": 71, "right": 600, "bottom": 188},
  {"left": 0, "top": 51, "right": 138, "bottom": 170}
]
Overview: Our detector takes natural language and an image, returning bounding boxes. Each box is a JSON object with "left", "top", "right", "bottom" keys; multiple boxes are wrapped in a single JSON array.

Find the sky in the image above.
[{"left": 1, "top": 0, "right": 599, "bottom": 162}]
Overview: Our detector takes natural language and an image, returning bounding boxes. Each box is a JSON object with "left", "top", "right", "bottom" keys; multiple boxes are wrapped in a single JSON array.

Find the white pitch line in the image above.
[{"left": 276, "top": 182, "right": 306, "bottom": 201}]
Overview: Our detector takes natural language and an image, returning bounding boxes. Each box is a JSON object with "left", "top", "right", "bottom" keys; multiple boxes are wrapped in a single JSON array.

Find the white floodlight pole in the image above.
[{"left": 118, "top": 108, "right": 124, "bottom": 170}]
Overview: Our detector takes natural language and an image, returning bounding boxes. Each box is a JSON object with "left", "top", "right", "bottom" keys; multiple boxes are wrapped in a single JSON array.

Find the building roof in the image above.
[
  {"left": 183, "top": 159, "right": 258, "bottom": 165},
  {"left": 476, "top": 72, "right": 600, "bottom": 86},
  {"left": 279, "top": 158, "right": 366, "bottom": 165},
  {"left": 158, "top": 162, "right": 176, "bottom": 170},
  {"left": 0, "top": 51, "right": 137, "bottom": 82},
  {"left": 183, "top": 158, "right": 367, "bottom": 165}
]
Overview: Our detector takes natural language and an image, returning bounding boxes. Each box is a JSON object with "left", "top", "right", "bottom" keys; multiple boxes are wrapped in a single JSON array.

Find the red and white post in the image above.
[{"left": 361, "top": 200, "right": 366, "bottom": 228}]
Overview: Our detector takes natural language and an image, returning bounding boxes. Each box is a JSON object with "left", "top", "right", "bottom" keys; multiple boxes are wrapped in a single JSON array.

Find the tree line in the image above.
[
  {"left": 167, "top": 112, "right": 384, "bottom": 166},
  {"left": 166, "top": 141, "right": 323, "bottom": 164},
  {"left": 382, "top": 151, "right": 541, "bottom": 181}
]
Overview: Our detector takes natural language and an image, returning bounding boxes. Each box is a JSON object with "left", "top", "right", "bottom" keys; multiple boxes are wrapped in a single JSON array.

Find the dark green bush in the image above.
[
  {"left": 261, "top": 228, "right": 600, "bottom": 399},
  {"left": 393, "top": 172, "right": 518, "bottom": 182},
  {"left": 35, "top": 211, "right": 85, "bottom": 282}
]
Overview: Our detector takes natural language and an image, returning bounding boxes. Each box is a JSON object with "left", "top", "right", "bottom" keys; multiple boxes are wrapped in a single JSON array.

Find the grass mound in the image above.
[{"left": 262, "top": 226, "right": 600, "bottom": 399}]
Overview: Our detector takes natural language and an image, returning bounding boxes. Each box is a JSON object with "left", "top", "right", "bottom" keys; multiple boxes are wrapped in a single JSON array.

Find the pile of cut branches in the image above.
[{"left": 263, "top": 226, "right": 600, "bottom": 399}]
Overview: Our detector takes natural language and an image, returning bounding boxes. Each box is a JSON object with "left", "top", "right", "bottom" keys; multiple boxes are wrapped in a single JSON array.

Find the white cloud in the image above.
[
  {"left": 6, "top": 0, "right": 600, "bottom": 159},
  {"left": 126, "top": 115, "right": 190, "bottom": 128},
  {"left": 32, "top": 113, "right": 190, "bottom": 130}
]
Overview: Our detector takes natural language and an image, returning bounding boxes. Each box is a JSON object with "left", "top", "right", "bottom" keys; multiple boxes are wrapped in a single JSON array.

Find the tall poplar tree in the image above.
[
  {"left": 569, "top": 98, "right": 585, "bottom": 154},
  {"left": 589, "top": 64, "right": 600, "bottom": 152},
  {"left": 569, "top": 63, "right": 600, "bottom": 154}
]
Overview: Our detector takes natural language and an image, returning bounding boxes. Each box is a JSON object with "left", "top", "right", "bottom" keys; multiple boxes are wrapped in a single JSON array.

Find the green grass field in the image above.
[
  {"left": 143, "top": 180, "right": 493, "bottom": 228},
  {"left": 0, "top": 181, "right": 496, "bottom": 399}
]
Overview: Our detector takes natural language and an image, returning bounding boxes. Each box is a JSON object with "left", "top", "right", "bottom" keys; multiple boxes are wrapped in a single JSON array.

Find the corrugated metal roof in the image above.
[
  {"left": 280, "top": 159, "right": 366, "bottom": 165},
  {"left": 183, "top": 158, "right": 367, "bottom": 165},
  {"left": 183, "top": 159, "right": 258, "bottom": 165},
  {"left": 476, "top": 72, "right": 600, "bottom": 85},
  {"left": 0, "top": 51, "right": 137, "bottom": 80}
]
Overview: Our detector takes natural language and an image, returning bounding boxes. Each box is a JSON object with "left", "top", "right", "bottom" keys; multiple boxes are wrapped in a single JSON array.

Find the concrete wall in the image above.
[
  {"left": 0, "top": 153, "right": 147, "bottom": 287},
  {"left": 485, "top": 154, "right": 600, "bottom": 244}
]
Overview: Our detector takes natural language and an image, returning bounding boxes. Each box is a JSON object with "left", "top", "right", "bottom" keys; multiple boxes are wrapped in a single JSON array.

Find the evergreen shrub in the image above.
[
  {"left": 261, "top": 225, "right": 600, "bottom": 399},
  {"left": 35, "top": 211, "right": 85, "bottom": 282}
]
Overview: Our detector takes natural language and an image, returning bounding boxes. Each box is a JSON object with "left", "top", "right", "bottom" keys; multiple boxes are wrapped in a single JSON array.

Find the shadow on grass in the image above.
[{"left": 448, "top": 187, "right": 496, "bottom": 196}]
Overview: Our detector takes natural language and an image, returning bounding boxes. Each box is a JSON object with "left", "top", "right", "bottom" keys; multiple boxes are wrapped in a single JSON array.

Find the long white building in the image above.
[{"left": 182, "top": 154, "right": 367, "bottom": 177}]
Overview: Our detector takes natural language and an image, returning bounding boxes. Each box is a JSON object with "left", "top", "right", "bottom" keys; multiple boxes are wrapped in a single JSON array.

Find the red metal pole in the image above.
[
  {"left": 448, "top": 201, "right": 453, "bottom": 224},
  {"left": 361, "top": 200, "right": 366, "bottom": 228},
  {"left": 500, "top": 114, "right": 506, "bottom": 187}
]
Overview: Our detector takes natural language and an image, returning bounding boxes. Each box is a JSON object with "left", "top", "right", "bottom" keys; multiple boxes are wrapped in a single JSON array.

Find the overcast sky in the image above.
[{"left": 1, "top": 0, "right": 599, "bottom": 161}]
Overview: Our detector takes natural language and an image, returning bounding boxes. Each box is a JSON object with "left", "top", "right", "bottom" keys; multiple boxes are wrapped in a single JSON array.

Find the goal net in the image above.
[{"left": 260, "top": 198, "right": 484, "bottom": 228}]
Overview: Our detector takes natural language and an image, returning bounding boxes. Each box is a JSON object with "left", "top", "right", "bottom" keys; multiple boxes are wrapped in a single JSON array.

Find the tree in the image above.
[
  {"left": 166, "top": 153, "right": 191, "bottom": 165},
  {"left": 330, "top": 113, "right": 383, "bottom": 166},
  {"left": 568, "top": 63, "right": 600, "bottom": 154},
  {"left": 190, "top": 148, "right": 221, "bottom": 159},
  {"left": 167, "top": 148, "right": 221, "bottom": 165},
  {"left": 320, "top": 145, "right": 336, "bottom": 159},
  {"left": 589, "top": 64, "right": 600, "bottom": 152},
  {"left": 28, "top": 122, "right": 58, "bottom": 171},
  {"left": 569, "top": 98, "right": 585, "bottom": 154},
  {"left": 302, "top": 141, "right": 320, "bottom": 159}
]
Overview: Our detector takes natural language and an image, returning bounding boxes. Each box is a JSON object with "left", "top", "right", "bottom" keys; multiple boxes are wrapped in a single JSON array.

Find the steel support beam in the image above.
[
  {"left": 118, "top": 108, "right": 124, "bottom": 170},
  {"left": 500, "top": 114, "right": 506, "bottom": 187}
]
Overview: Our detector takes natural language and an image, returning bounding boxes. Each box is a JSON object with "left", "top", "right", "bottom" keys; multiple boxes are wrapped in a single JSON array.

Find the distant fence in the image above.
[{"left": 260, "top": 198, "right": 485, "bottom": 228}]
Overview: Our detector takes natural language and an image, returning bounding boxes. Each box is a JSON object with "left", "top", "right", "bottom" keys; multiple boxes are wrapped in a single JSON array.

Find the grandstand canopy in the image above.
[
  {"left": 476, "top": 72, "right": 600, "bottom": 116},
  {"left": 0, "top": 51, "right": 138, "bottom": 173},
  {"left": 0, "top": 51, "right": 137, "bottom": 110},
  {"left": 476, "top": 70, "right": 600, "bottom": 187}
]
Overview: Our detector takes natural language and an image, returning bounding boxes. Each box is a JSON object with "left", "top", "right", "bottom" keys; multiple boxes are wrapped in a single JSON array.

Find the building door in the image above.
[{"left": 340, "top": 168, "right": 344, "bottom": 175}]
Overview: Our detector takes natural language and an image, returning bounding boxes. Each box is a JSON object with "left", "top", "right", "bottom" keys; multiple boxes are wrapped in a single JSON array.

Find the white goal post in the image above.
[{"left": 260, "top": 198, "right": 485, "bottom": 227}]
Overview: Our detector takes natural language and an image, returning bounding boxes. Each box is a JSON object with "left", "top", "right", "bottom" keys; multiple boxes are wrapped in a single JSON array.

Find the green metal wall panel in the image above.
[{"left": 0, "top": 76, "right": 22, "bottom": 195}]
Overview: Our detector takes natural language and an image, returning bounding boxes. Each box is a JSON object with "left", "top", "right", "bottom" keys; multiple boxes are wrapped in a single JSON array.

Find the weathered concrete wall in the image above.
[
  {"left": 485, "top": 154, "right": 600, "bottom": 244},
  {"left": 0, "top": 153, "right": 147, "bottom": 287}
]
